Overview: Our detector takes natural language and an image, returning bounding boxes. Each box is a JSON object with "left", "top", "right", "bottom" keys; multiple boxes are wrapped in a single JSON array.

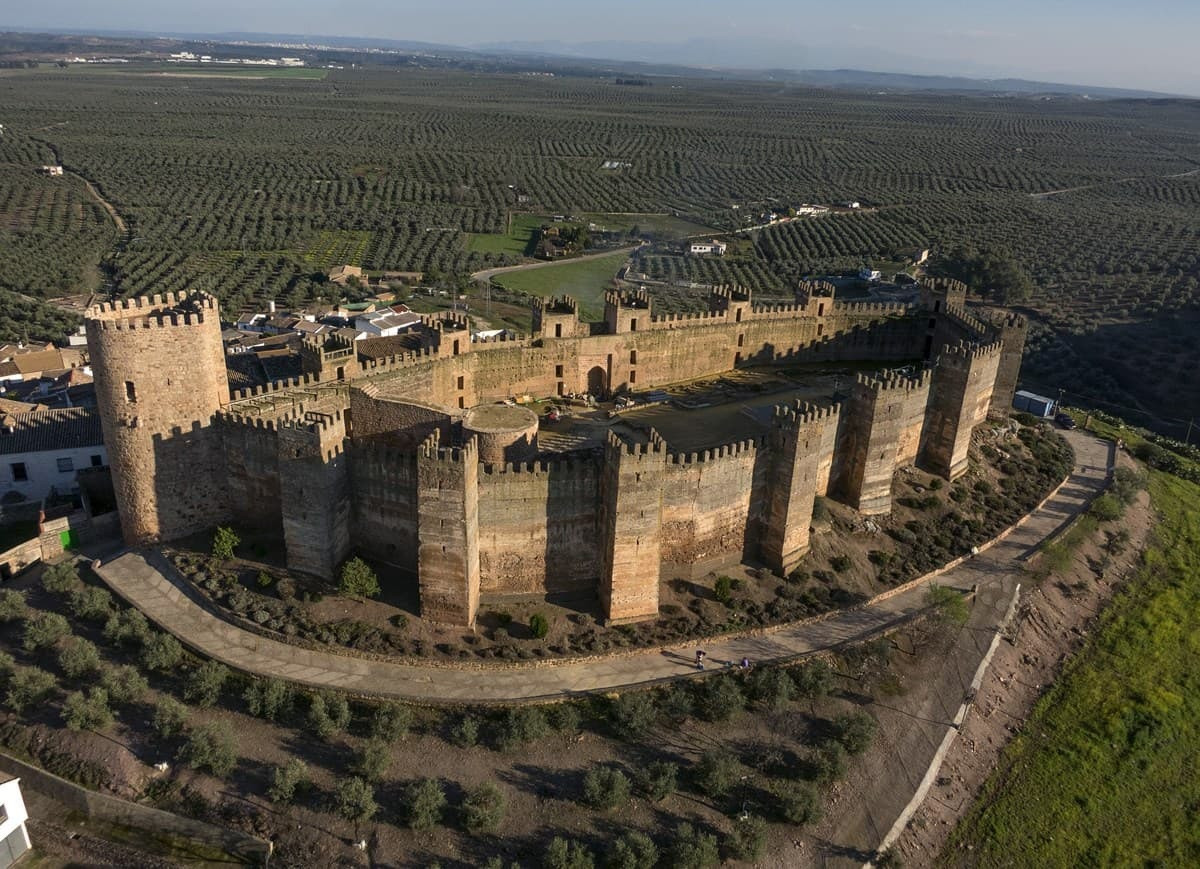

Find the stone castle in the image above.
[{"left": 84, "top": 278, "right": 1026, "bottom": 627}]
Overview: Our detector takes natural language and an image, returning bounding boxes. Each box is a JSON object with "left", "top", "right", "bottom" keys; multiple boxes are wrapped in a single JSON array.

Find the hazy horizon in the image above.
[{"left": 4, "top": 1, "right": 1199, "bottom": 95}]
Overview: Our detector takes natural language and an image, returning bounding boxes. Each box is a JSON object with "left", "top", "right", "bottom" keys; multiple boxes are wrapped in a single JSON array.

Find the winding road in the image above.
[
  {"left": 92, "top": 430, "right": 1110, "bottom": 704},
  {"left": 469, "top": 244, "right": 639, "bottom": 284}
]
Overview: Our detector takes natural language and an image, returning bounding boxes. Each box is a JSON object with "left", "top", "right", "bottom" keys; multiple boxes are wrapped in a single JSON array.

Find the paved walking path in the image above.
[{"left": 93, "top": 431, "right": 1110, "bottom": 704}]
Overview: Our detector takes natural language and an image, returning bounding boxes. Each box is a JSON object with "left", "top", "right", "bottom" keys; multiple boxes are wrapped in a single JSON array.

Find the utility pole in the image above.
[
  {"left": 1186, "top": 418, "right": 1194, "bottom": 446},
  {"left": 1057, "top": 388, "right": 1065, "bottom": 412}
]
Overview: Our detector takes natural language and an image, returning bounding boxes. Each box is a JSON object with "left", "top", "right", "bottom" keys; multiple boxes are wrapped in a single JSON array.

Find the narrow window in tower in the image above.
[
  {"left": 124, "top": 381, "right": 136, "bottom": 402},
  {"left": 629, "top": 350, "right": 637, "bottom": 364},
  {"left": 629, "top": 318, "right": 638, "bottom": 332},
  {"left": 555, "top": 323, "right": 563, "bottom": 338}
]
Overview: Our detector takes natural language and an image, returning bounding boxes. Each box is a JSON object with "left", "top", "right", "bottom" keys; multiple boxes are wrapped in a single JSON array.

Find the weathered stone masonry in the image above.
[{"left": 85, "top": 279, "right": 1026, "bottom": 628}]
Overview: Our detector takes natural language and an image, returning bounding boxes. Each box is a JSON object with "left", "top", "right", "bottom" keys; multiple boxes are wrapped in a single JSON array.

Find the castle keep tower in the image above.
[
  {"left": 599, "top": 430, "right": 666, "bottom": 623},
  {"left": 85, "top": 292, "right": 231, "bottom": 544}
]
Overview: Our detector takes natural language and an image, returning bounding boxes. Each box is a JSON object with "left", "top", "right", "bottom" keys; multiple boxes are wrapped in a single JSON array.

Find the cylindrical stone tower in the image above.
[
  {"left": 462, "top": 404, "right": 539, "bottom": 465},
  {"left": 86, "top": 292, "right": 231, "bottom": 544}
]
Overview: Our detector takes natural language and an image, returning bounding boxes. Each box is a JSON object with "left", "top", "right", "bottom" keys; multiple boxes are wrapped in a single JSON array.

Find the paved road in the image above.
[
  {"left": 469, "top": 245, "right": 639, "bottom": 284},
  {"left": 93, "top": 430, "right": 1110, "bottom": 704}
]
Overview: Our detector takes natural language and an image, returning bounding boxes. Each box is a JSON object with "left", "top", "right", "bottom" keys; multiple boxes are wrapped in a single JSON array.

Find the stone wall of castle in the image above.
[{"left": 87, "top": 279, "right": 1027, "bottom": 627}]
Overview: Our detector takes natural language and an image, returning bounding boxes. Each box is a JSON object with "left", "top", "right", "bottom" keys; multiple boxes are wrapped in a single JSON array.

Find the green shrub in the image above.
[
  {"left": 267, "top": 758, "right": 309, "bottom": 804},
  {"left": 243, "top": 678, "right": 294, "bottom": 721},
  {"left": 1110, "top": 466, "right": 1146, "bottom": 504},
  {"left": 41, "top": 561, "right": 82, "bottom": 595},
  {"left": 0, "top": 651, "right": 14, "bottom": 675},
  {"left": 693, "top": 749, "right": 741, "bottom": 800},
  {"left": 103, "top": 609, "right": 151, "bottom": 647},
  {"left": 606, "top": 831, "right": 659, "bottom": 869},
  {"left": 1089, "top": 493, "right": 1123, "bottom": 522},
  {"left": 307, "top": 691, "right": 351, "bottom": 741},
  {"left": 450, "top": 714, "right": 480, "bottom": 748},
  {"left": 62, "top": 687, "right": 113, "bottom": 731},
  {"left": 494, "top": 707, "right": 549, "bottom": 751},
  {"left": 792, "top": 659, "right": 834, "bottom": 701},
  {"left": 140, "top": 632, "right": 184, "bottom": 671},
  {"left": 771, "top": 779, "right": 821, "bottom": 825},
  {"left": 23, "top": 611, "right": 71, "bottom": 652},
  {"left": 0, "top": 589, "right": 28, "bottom": 622},
  {"left": 725, "top": 814, "right": 767, "bottom": 861},
  {"left": 183, "top": 661, "right": 229, "bottom": 708},
  {"left": 667, "top": 822, "right": 719, "bottom": 869},
  {"left": 925, "top": 584, "right": 969, "bottom": 625},
  {"left": 831, "top": 711, "right": 877, "bottom": 755},
  {"left": 582, "top": 765, "right": 631, "bottom": 810},
  {"left": 57, "top": 637, "right": 102, "bottom": 679},
  {"left": 5, "top": 666, "right": 56, "bottom": 713},
  {"left": 611, "top": 690, "right": 658, "bottom": 737},
  {"left": 529, "top": 611, "right": 550, "bottom": 639},
  {"left": 338, "top": 557, "right": 380, "bottom": 599},
  {"left": 657, "top": 683, "right": 693, "bottom": 722},
  {"left": 68, "top": 586, "right": 113, "bottom": 622},
  {"left": 152, "top": 696, "right": 189, "bottom": 738},
  {"left": 461, "top": 782, "right": 506, "bottom": 833},
  {"left": 211, "top": 526, "right": 240, "bottom": 560},
  {"left": 830, "top": 554, "right": 852, "bottom": 573},
  {"left": 405, "top": 777, "right": 447, "bottom": 831},
  {"left": 334, "top": 776, "right": 377, "bottom": 825},
  {"left": 544, "top": 836, "right": 595, "bottom": 869},
  {"left": 696, "top": 675, "right": 745, "bottom": 722},
  {"left": 100, "top": 665, "right": 148, "bottom": 706},
  {"left": 180, "top": 722, "right": 237, "bottom": 777},
  {"left": 748, "top": 667, "right": 793, "bottom": 711},
  {"left": 713, "top": 575, "right": 734, "bottom": 604},
  {"left": 812, "top": 740, "right": 848, "bottom": 784},
  {"left": 548, "top": 702, "right": 581, "bottom": 735},
  {"left": 370, "top": 702, "right": 413, "bottom": 742},
  {"left": 639, "top": 760, "right": 678, "bottom": 801},
  {"left": 353, "top": 738, "right": 392, "bottom": 782},
  {"left": 256, "top": 571, "right": 274, "bottom": 589}
]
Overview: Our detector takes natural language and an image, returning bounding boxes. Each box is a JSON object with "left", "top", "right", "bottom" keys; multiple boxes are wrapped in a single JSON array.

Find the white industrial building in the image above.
[{"left": 0, "top": 774, "right": 30, "bottom": 868}]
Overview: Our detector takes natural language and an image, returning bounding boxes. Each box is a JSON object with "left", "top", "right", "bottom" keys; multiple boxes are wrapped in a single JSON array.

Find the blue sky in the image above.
[{"left": 6, "top": 1, "right": 1198, "bottom": 94}]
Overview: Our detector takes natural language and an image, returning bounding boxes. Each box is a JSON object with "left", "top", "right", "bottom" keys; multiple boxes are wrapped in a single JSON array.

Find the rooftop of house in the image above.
[{"left": 0, "top": 407, "right": 104, "bottom": 455}]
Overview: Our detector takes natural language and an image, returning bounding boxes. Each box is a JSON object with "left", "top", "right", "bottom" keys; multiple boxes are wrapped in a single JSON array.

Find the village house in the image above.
[
  {"left": 689, "top": 239, "right": 728, "bottom": 256},
  {"left": 0, "top": 407, "right": 107, "bottom": 504},
  {"left": 327, "top": 264, "right": 365, "bottom": 286},
  {"left": 0, "top": 774, "right": 31, "bottom": 867}
]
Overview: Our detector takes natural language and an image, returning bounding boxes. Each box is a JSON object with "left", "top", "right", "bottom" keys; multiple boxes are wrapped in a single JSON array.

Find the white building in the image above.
[
  {"left": 0, "top": 774, "right": 31, "bottom": 868},
  {"left": 689, "top": 240, "right": 728, "bottom": 256},
  {"left": 858, "top": 267, "right": 883, "bottom": 282},
  {"left": 354, "top": 310, "right": 422, "bottom": 338},
  {"left": 1, "top": 408, "right": 106, "bottom": 504}
]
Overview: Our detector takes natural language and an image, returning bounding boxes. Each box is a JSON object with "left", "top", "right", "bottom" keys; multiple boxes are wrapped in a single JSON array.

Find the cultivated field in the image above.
[{"left": 1, "top": 67, "right": 1199, "bottom": 430}]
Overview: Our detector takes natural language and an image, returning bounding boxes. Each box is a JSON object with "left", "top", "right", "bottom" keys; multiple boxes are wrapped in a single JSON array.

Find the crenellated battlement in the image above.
[
  {"left": 419, "top": 430, "right": 478, "bottom": 464},
  {"left": 479, "top": 452, "right": 599, "bottom": 477},
  {"left": 605, "top": 428, "right": 666, "bottom": 458},
  {"left": 86, "top": 291, "right": 221, "bottom": 331},
  {"left": 772, "top": 400, "right": 840, "bottom": 429},
  {"left": 667, "top": 434, "right": 763, "bottom": 465},
  {"left": 855, "top": 368, "right": 932, "bottom": 395},
  {"left": 472, "top": 330, "right": 529, "bottom": 347},
  {"left": 356, "top": 345, "right": 439, "bottom": 376},
  {"left": 605, "top": 287, "right": 652, "bottom": 309},
  {"left": 532, "top": 295, "right": 579, "bottom": 315},
  {"left": 229, "top": 373, "right": 322, "bottom": 404},
  {"left": 939, "top": 338, "right": 1004, "bottom": 367},
  {"left": 834, "top": 300, "right": 913, "bottom": 318}
]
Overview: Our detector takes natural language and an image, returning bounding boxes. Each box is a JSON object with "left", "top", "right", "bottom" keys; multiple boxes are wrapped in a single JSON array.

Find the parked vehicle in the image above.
[{"left": 1055, "top": 412, "right": 1077, "bottom": 429}]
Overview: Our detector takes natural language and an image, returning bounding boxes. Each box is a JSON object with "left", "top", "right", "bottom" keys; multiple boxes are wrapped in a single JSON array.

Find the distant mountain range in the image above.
[{"left": 0, "top": 26, "right": 1184, "bottom": 99}]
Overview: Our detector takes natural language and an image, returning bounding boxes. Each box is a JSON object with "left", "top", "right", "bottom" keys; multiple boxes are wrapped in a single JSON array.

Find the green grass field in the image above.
[
  {"left": 941, "top": 469, "right": 1200, "bottom": 866},
  {"left": 493, "top": 251, "right": 629, "bottom": 317},
  {"left": 580, "top": 212, "right": 718, "bottom": 239},
  {"left": 466, "top": 213, "right": 546, "bottom": 256}
]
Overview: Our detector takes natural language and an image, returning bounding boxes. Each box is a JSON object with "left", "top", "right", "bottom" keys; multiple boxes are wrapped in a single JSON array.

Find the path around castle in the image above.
[{"left": 93, "top": 430, "right": 1109, "bottom": 705}]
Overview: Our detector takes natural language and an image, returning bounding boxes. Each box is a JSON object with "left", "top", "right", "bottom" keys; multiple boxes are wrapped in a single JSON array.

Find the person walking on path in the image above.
[
  {"left": 695, "top": 650, "right": 706, "bottom": 670},
  {"left": 740, "top": 657, "right": 751, "bottom": 670}
]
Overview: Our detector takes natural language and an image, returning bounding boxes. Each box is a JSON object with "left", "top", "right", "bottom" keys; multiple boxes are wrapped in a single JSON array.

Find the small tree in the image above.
[
  {"left": 244, "top": 678, "right": 294, "bottom": 721},
  {"left": 1089, "top": 493, "right": 1123, "bottom": 522},
  {"left": 184, "top": 661, "right": 229, "bottom": 709},
  {"left": 104, "top": 609, "right": 151, "bottom": 647},
  {"left": 211, "top": 526, "right": 240, "bottom": 561},
  {"left": 0, "top": 589, "right": 28, "bottom": 622},
  {"left": 639, "top": 761, "right": 678, "bottom": 801},
  {"left": 57, "top": 637, "right": 102, "bottom": 679},
  {"left": 725, "top": 814, "right": 767, "bottom": 861},
  {"left": 792, "top": 659, "right": 833, "bottom": 705},
  {"left": 267, "top": 758, "right": 309, "bottom": 804},
  {"left": 353, "top": 738, "right": 392, "bottom": 782},
  {"left": 529, "top": 611, "right": 550, "bottom": 639},
  {"left": 748, "top": 667, "right": 793, "bottom": 711},
  {"left": 334, "top": 776, "right": 377, "bottom": 834},
  {"left": 141, "top": 632, "right": 184, "bottom": 671},
  {"left": 370, "top": 702, "right": 413, "bottom": 743},
  {"left": 62, "top": 688, "right": 114, "bottom": 731},
  {"left": 811, "top": 740, "right": 848, "bottom": 785},
  {"left": 582, "top": 765, "right": 631, "bottom": 810},
  {"left": 68, "top": 586, "right": 114, "bottom": 622},
  {"left": 41, "top": 560, "right": 82, "bottom": 595},
  {"left": 451, "top": 714, "right": 480, "bottom": 748},
  {"left": 693, "top": 749, "right": 741, "bottom": 800},
  {"left": 180, "top": 722, "right": 237, "bottom": 777},
  {"left": 713, "top": 575, "right": 734, "bottom": 604},
  {"left": 831, "top": 710, "right": 877, "bottom": 755},
  {"left": 771, "top": 779, "right": 821, "bottom": 825},
  {"left": 544, "top": 836, "right": 595, "bottom": 869},
  {"left": 23, "top": 611, "right": 71, "bottom": 652},
  {"left": 668, "top": 823, "right": 719, "bottom": 869},
  {"left": 100, "top": 664, "right": 149, "bottom": 706},
  {"left": 696, "top": 675, "right": 745, "bottom": 722},
  {"left": 406, "top": 777, "right": 447, "bottom": 831},
  {"left": 606, "top": 831, "right": 659, "bottom": 869},
  {"left": 152, "top": 696, "right": 189, "bottom": 739},
  {"left": 339, "top": 557, "right": 380, "bottom": 599},
  {"left": 493, "top": 707, "right": 549, "bottom": 752},
  {"left": 461, "top": 782, "right": 506, "bottom": 834},
  {"left": 611, "top": 690, "right": 658, "bottom": 737},
  {"left": 5, "top": 667, "right": 56, "bottom": 714}
]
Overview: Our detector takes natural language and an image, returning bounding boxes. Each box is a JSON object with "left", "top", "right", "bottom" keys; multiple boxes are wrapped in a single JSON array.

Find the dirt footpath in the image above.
[{"left": 892, "top": 462, "right": 1153, "bottom": 866}]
